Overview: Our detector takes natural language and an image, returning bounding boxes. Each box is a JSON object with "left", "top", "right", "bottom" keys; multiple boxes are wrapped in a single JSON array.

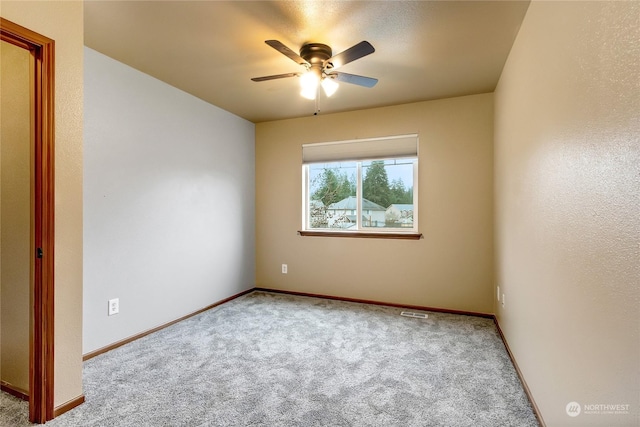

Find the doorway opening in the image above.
[{"left": 0, "top": 17, "right": 55, "bottom": 424}]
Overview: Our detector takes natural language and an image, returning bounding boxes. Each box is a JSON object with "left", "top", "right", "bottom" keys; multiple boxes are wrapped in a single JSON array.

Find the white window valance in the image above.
[{"left": 302, "top": 134, "right": 418, "bottom": 164}]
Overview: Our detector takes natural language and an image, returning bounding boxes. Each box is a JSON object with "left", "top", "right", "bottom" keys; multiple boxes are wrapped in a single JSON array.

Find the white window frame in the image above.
[{"left": 301, "top": 135, "right": 419, "bottom": 236}]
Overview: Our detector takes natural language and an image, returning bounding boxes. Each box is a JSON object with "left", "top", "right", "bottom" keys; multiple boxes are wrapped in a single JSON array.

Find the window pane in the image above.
[
  {"left": 362, "top": 159, "right": 414, "bottom": 229},
  {"left": 308, "top": 162, "right": 357, "bottom": 229}
]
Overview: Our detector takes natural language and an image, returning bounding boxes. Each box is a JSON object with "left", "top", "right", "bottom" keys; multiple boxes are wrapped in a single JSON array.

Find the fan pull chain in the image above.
[{"left": 314, "top": 85, "right": 321, "bottom": 116}]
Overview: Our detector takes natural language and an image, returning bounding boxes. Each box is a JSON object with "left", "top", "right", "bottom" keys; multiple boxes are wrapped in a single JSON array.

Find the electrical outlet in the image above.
[
  {"left": 108, "top": 298, "right": 119, "bottom": 316},
  {"left": 282, "top": 264, "right": 288, "bottom": 274},
  {"left": 501, "top": 293, "right": 505, "bottom": 308},
  {"left": 497, "top": 286, "right": 500, "bottom": 302}
]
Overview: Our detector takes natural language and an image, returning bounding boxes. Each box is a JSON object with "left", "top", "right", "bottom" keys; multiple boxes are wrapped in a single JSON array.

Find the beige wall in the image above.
[
  {"left": 494, "top": 1, "right": 639, "bottom": 426},
  {"left": 256, "top": 94, "right": 494, "bottom": 313},
  {"left": 0, "top": 39, "right": 31, "bottom": 393},
  {"left": 0, "top": 0, "right": 84, "bottom": 408}
]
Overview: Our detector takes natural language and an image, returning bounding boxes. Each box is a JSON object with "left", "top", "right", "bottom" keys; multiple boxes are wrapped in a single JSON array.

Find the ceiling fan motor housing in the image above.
[{"left": 300, "top": 43, "right": 333, "bottom": 68}]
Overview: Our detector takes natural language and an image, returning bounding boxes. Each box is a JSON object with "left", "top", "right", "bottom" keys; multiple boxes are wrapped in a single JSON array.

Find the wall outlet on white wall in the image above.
[
  {"left": 501, "top": 293, "right": 505, "bottom": 308},
  {"left": 282, "top": 264, "right": 288, "bottom": 274},
  {"left": 108, "top": 298, "right": 119, "bottom": 316}
]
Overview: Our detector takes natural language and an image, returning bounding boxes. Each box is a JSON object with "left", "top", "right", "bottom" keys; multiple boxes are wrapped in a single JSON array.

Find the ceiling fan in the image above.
[{"left": 251, "top": 40, "right": 378, "bottom": 100}]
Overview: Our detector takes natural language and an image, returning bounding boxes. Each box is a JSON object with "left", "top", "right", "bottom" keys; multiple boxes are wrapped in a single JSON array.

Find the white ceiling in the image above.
[{"left": 84, "top": 1, "right": 530, "bottom": 123}]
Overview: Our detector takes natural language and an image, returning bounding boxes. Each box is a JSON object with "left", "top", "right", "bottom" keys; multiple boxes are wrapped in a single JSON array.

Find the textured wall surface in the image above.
[
  {"left": 256, "top": 94, "right": 494, "bottom": 314},
  {"left": 83, "top": 48, "right": 255, "bottom": 354},
  {"left": 494, "top": 1, "right": 640, "bottom": 425},
  {"left": 0, "top": 40, "right": 30, "bottom": 393},
  {"left": 1, "top": 0, "right": 85, "bottom": 407}
]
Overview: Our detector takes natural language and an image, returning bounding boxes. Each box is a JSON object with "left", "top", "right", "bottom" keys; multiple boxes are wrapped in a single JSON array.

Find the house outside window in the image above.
[{"left": 302, "top": 135, "right": 418, "bottom": 235}]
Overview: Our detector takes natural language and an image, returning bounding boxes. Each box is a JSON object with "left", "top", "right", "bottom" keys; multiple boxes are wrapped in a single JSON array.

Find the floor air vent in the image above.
[{"left": 400, "top": 311, "right": 428, "bottom": 319}]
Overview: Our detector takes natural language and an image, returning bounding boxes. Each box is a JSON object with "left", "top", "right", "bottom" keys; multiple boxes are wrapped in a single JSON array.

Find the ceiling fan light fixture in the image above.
[
  {"left": 321, "top": 76, "right": 339, "bottom": 97},
  {"left": 300, "top": 70, "right": 320, "bottom": 100},
  {"left": 300, "top": 86, "right": 317, "bottom": 100}
]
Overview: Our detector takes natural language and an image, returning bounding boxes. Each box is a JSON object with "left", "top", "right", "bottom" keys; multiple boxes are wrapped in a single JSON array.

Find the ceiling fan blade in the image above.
[
  {"left": 325, "top": 41, "right": 375, "bottom": 70},
  {"left": 265, "top": 40, "right": 309, "bottom": 66},
  {"left": 251, "top": 72, "right": 300, "bottom": 82},
  {"left": 330, "top": 72, "right": 378, "bottom": 88}
]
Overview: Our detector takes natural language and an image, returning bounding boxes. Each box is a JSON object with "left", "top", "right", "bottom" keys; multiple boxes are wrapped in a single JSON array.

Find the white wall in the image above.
[
  {"left": 83, "top": 47, "right": 255, "bottom": 354},
  {"left": 494, "top": 1, "right": 639, "bottom": 426}
]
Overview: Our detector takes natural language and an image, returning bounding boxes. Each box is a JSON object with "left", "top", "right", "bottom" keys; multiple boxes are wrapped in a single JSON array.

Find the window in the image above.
[{"left": 302, "top": 135, "right": 419, "bottom": 237}]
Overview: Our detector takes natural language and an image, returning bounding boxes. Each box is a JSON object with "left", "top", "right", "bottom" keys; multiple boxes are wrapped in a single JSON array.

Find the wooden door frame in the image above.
[{"left": 1, "top": 17, "right": 55, "bottom": 423}]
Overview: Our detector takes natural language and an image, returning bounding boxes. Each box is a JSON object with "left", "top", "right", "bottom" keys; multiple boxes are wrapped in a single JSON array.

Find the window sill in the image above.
[{"left": 298, "top": 230, "right": 422, "bottom": 240}]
